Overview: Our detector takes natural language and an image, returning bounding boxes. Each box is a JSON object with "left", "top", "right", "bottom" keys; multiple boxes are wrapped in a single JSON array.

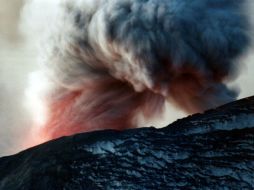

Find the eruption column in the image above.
[{"left": 23, "top": 0, "right": 251, "bottom": 145}]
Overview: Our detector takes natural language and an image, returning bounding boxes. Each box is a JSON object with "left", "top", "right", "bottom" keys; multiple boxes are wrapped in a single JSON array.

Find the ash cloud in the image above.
[{"left": 21, "top": 0, "right": 252, "bottom": 144}]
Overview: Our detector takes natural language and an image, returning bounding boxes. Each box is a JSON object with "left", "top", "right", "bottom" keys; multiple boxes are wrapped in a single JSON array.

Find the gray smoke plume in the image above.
[{"left": 21, "top": 0, "right": 252, "bottom": 144}]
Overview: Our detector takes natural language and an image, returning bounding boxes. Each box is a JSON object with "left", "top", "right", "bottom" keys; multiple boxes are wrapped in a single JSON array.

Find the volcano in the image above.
[{"left": 0, "top": 96, "right": 253, "bottom": 189}]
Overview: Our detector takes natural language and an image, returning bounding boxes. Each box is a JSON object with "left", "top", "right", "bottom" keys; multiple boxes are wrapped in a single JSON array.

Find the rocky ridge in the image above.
[{"left": 0, "top": 97, "right": 253, "bottom": 189}]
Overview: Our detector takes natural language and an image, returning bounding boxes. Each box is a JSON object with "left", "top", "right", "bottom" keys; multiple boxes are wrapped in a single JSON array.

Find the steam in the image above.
[{"left": 21, "top": 0, "right": 252, "bottom": 145}]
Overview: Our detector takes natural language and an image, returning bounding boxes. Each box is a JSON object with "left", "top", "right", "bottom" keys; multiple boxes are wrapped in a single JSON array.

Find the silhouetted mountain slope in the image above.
[{"left": 0, "top": 97, "right": 254, "bottom": 189}]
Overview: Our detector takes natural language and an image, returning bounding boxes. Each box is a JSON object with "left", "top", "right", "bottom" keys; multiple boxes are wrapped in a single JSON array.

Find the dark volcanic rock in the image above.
[{"left": 0, "top": 97, "right": 254, "bottom": 190}]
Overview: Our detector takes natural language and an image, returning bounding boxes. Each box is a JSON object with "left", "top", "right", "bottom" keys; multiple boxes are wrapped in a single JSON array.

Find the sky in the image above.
[
  {"left": 0, "top": 0, "right": 38, "bottom": 156},
  {"left": 0, "top": 0, "right": 254, "bottom": 156}
]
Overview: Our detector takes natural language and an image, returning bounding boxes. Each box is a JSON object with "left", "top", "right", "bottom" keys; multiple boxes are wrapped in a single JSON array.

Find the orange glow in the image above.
[{"left": 22, "top": 78, "right": 165, "bottom": 148}]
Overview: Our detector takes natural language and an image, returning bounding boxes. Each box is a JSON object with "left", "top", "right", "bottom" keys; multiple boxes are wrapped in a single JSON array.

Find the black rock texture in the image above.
[{"left": 0, "top": 97, "right": 254, "bottom": 190}]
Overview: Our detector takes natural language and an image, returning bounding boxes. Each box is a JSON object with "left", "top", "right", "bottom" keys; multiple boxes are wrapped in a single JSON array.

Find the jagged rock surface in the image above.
[{"left": 0, "top": 97, "right": 254, "bottom": 190}]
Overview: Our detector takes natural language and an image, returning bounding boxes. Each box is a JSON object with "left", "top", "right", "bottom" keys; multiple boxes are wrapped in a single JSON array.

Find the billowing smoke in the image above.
[{"left": 21, "top": 0, "right": 252, "bottom": 146}]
